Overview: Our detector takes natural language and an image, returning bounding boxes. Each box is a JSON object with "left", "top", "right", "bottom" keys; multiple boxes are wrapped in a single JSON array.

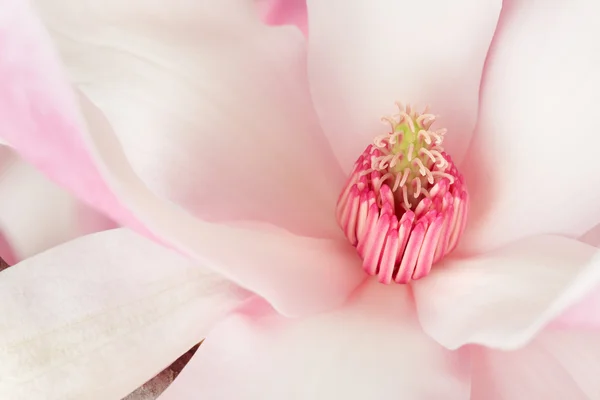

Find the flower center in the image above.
[
  {"left": 336, "top": 103, "right": 468, "bottom": 284},
  {"left": 371, "top": 104, "right": 455, "bottom": 211}
]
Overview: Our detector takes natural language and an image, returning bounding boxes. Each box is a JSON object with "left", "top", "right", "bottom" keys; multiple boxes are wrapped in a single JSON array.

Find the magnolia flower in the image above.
[{"left": 1, "top": 0, "right": 600, "bottom": 399}]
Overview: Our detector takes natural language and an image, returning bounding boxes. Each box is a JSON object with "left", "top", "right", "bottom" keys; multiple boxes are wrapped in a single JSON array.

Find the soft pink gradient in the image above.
[
  {"left": 552, "top": 223, "right": 600, "bottom": 329},
  {"left": 160, "top": 283, "right": 473, "bottom": 400},
  {"left": 256, "top": 0, "right": 308, "bottom": 35},
  {"left": 0, "top": 1, "right": 150, "bottom": 237},
  {"left": 0, "top": 0, "right": 363, "bottom": 317},
  {"left": 0, "top": 0, "right": 599, "bottom": 398},
  {"left": 0, "top": 231, "right": 16, "bottom": 266},
  {"left": 0, "top": 146, "right": 118, "bottom": 262}
]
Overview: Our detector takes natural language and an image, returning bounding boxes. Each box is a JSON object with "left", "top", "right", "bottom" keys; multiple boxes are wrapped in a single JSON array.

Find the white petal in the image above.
[
  {"left": 461, "top": 0, "right": 600, "bottom": 251},
  {"left": 0, "top": 0, "right": 363, "bottom": 316},
  {"left": 413, "top": 235, "right": 600, "bottom": 349},
  {"left": 0, "top": 148, "right": 114, "bottom": 260},
  {"left": 79, "top": 93, "right": 366, "bottom": 317},
  {"left": 472, "top": 329, "right": 600, "bottom": 399},
  {"left": 0, "top": 229, "right": 249, "bottom": 400},
  {"left": 160, "top": 282, "right": 471, "bottom": 400},
  {"left": 307, "top": 0, "right": 501, "bottom": 170},
  {"left": 552, "top": 225, "right": 600, "bottom": 329},
  {"left": 551, "top": 285, "right": 600, "bottom": 330},
  {"left": 34, "top": 0, "right": 343, "bottom": 238}
]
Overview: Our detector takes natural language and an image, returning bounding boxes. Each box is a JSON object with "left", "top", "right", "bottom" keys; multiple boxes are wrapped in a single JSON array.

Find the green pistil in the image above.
[{"left": 390, "top": 118, "right": 426, "bottom": 175}]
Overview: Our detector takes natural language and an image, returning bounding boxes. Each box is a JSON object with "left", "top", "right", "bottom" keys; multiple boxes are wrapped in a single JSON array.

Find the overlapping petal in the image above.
[
  {"left": 306, "top": 0, "right": 501, "bottom": 171},
  {"left": 471, "top": 329, "right": 600, "bottom": 399},
  {"left": 551, "top": 287, "right": 600, "bottom": 330},
  {"left": 34, "top": 0, "right": 342, "bottom": 239},
  {"left": 552, "top": 225, "right": 600, "bottom": 329},
  {"left": 461, "top": 0, "right": 600, "bottom": 251},
  {"left": 0, "top": 229, "right": 250, "bottom": 400},
  {"left": 0, "top": 147, "right": 114, "bottom": 260},
  {"left": 0, "top": 232, "right": 15, "bottom": 266},
  {"left": 413, "top": 235, "right": 600, "bottom": 350},
  {"left": 160, "top": 282, "right": 471, "bottom": 400},
  {"left": 0, "top": 0, "right": 364, "bottom": 316},
  {"left": 256, "top": 0, "right": 308, "bottom": 34}
]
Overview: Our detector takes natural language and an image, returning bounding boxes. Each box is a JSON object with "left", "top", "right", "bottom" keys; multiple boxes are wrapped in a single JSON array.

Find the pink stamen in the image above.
[
  {"left": 378, "top": 228, "right": 400, "bottom": 284},
  {"left": 419, "top": 147, "right": 437, "bottom": 164},
  {"left": 378, "top": 155, "right": 392, "bottom": 170},
  {"left": 381, "top": 172, "right": 395, "bottom": 184},
  {"left": 402, "top": 185, "right": 410, "bottom": 210},
  {"left": 389, "top": 132, "right": 402, "bottom": 145},
  {"left": 431, "top": 170, "right": 455, "bottom": 184},
  {"left": 407, "top": 143, "right": 415, "bottom": 161},
  {"left": 374, "top": 136, "right": 387, "bottom": 148},
  {"left": 413, "top": 158, "right": 427, "bottom": 175},
  {"left": 359, "top": 168, "right": 374, "bottom": 177},
  {"left": 395, "top": 222, "right": 426, "bottom": 284},
  {"left": 430, "top": 149, "right": 447, "bottom": 168},
  {"left": 418, "top": 129, "right": 432, "bottom": 145},
  {"left": 398, "top": 168, "right": 410, "bottom": 188},
  {"left": 380, "top": 116, "right": 396, "bottom": 132},
  {"left": 336, "top": 103, "right": 469, "bottom": 284},
  {"left": 425, "top": 169, "right": 434, "bottom": 185},
  {"left": 429, "top": 131, "right": 443, "bottom": 144},
  {"left": 412, "top": 214, "right": 444, "bottom": 280},
  {"left": 412, "top": 177, "right": 422, "bottom": 198},
  {"left": 389, "top": 152, "right": 403, "bottom": 168},
  {"left": 395, "top": 101, "right": 405, "bottom": 113},
  {"left": 402, "top": 112, "right": 415, "bottom": 132}
]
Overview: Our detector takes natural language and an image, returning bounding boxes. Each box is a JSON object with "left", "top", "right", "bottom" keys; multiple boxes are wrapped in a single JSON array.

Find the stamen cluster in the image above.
[{"left": 336, "top": 103, "right": 468, "bottom": 283}]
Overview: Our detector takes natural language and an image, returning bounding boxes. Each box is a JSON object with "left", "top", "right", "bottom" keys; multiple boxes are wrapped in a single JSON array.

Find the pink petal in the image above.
[
  {"left": 0, "top": 0, "right": 363, "bottom": 315},
  {"left": 471, "top": 329, "right": 600, "bottom": 399},
  {"left": 551, "top": 287, "right": 600, "bottom": 330},
  {"left": 0, "top": 147, "right": 18, "bottom": 265},
  {"left": 306, "top": 0, "right": 501, "bottom": 171},
  {"left": 34, "top": 0, "right": 342, "bottom": 239},
  {"left": 461, "top": 0, "right": 600, "bottom": 252},
  {"left": 0, "top": 231, "right": 16, "bottom": 266},
  {"left": 0, "top": 148, "right": 115, "bottom": 261},
  {"left": 256, "top": 0, "right": 308, "bottom": 35},
  {"left": 551, "top": 226, "right": 600, "bottom": 329},
  {"left": 92, "top": 94, "right": 368, "bottom": 316},
  {"left": 0, "top": 229, "right": 250, "bottom": 399},
  {"left": 160, "top": 282, "right": 471, "bottom": 400},
  {"left": 413, "top": 235, "right": 600, "bottom": 350},
  {"left": 0, "top": 0, "right": 138, "bottom": 234},
  {"left": 580, "top": 223, "right": 600, "bottom": 248}
]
